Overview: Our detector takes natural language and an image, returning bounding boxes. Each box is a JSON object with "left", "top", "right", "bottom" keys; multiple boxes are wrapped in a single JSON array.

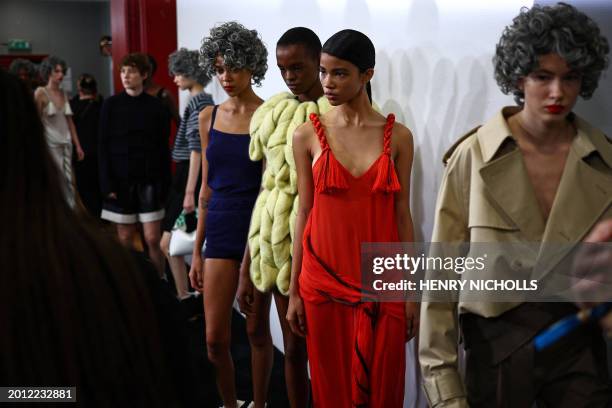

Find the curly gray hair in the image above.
[
  {"left": 168, "top": 48, "right": 211, "bottom": 87},
  {"left": 494, "top": 2, "right": 609, "bottom": 105},
  {"left": 39, "top": 55, "right": 67, "bottom": 83},
  {"left": 199, "top": 21, "right": 268, "bottom": 86},
  {"left": 9, "top": 58, "right": 36, "bottom": 79}
]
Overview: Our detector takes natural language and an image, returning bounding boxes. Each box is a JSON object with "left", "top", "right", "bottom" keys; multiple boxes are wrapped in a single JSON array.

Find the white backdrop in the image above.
[
  {"left": 178, "top": 0, "right": 534, "bottom": 243},
  {"left": 175, "top": 1, "right": 612, "bottom": 406}
]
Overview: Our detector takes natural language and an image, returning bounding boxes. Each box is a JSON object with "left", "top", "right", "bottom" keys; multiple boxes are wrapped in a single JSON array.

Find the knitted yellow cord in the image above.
[{"left": 248, "top": 92, "right": 331, "bottom": 295}]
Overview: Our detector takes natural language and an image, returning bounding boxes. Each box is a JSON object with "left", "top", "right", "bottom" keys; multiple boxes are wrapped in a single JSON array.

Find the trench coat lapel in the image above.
[
  {"left": 476, "top": 111, "right": 612, "bottom": 279},
  {"left": 479, "top": 150, "right": 546, "bottom": 241},
  {"left": 533, "top": 124, "right": 612, "bottom": 280},
  {"left": 542, "top": 148, "right": 612, "bottom": 243}
]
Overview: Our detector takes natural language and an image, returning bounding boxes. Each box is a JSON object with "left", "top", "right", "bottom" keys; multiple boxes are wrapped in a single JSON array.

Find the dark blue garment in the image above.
[{"left": 204, "top": 105, "right": 262, "bottom": 260}]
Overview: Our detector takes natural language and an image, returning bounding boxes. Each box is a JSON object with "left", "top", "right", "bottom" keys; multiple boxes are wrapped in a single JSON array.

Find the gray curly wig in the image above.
[
  {"left": 168, "top": 48, "right": 211, "bottom": 87},
  {"left": 9, "top": 58, "right": 36, "bottom": 78},
  {"left": 39, "top": 56, "right": 68, "bottom": 82},
  {"left": 199, "top": 21, "right": 268, "bottom": 86},
  {"left": 494, "top": 2, "right": 609, "bottom": 105}
]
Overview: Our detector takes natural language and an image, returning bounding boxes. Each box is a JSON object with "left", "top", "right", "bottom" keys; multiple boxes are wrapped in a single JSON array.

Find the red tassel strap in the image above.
[
  {"left": 372, "top": 114, "right": 401, "bottom": 193},
  {"left": 309, "top": 113, "right": 327, "bottom": 150},
  {"left": 309, "top": 113, "right": 348, "bottom": 194}
]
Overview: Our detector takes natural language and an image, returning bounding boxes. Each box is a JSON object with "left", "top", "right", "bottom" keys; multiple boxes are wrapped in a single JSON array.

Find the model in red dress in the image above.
[{"left": 287, "top": 29, "right": 417, "bottom": 408}]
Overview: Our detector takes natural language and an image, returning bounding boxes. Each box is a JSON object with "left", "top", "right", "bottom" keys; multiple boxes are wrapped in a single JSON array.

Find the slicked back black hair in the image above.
[{"left": 322, "top": 29, "right": 375, "bottom": 103}]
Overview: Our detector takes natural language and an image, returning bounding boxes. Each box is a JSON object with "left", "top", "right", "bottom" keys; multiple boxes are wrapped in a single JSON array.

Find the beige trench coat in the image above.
[{"left": 419, "top": 107, "right": 612, "bottom": 407}]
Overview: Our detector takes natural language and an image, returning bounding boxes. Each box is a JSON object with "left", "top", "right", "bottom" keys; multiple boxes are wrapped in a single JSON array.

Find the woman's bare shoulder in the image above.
[
  {"left": 293, "top": 120, "right": 318, "bottom": 149},
  {"left": 389, "top": 119, "right": 414, "bottom": 159},
  {"left": 294, "top": 120, "right": 316, "bottom": 139},
  {"left": 34, "top": 86, "right": 46, "bottom": 100},
  {"left": 198, "top": 105, "right": 214, "bottom": 120},
  {"left": 198, "top": 105, "right": 215, "bottom": 134},
  {"left": 391, "top": 120, "right": 414, "bottom": 144}
]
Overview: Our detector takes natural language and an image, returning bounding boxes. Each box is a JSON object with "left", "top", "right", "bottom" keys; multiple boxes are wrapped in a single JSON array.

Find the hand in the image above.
[
  {"left": 183, "top": 192, "right": 195, "bottom": 213},
  {"left": 189, "top": 255, "right": 204, "bottom": 293},
  {"left": 237, "top": 270, "right": 254, "bottom": 315},
  {"left": 286, "top": 292, "right": 306, "bottom": 337},
  {"left": 107, "top": 192, "right": 117, "bottom": 200},
  {"left": 585, "top": 219, "right": 612, "bottom": 243},
  {"left": 405, "top": 301, "right": 420, "bottom": 341},
  {"left": 573, "top": 219, "right": 612, "bottom": 307},
  {"left": 573, "top": 219, "right": 612, "bottom": 334},
  {"left": 76, "top": 146, "right": 85, "bottom": 161}
]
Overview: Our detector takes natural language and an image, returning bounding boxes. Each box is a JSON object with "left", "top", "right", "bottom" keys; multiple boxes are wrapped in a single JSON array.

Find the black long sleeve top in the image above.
[{"left": 98, "top": 91, "right": 170, "bottom": 195}]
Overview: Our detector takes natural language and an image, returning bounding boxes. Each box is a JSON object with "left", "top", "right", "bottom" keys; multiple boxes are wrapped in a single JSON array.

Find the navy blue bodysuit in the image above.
[{"left": 204, "top": 105, "right": 262, "bottom": 260}]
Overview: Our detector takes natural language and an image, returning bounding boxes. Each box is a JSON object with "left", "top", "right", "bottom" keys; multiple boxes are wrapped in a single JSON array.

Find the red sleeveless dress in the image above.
[{"left": 300, "top": 113, "right": 407, "bottom": 407}]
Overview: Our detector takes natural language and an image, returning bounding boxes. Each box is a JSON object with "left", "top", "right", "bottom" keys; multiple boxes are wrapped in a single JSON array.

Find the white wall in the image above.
[
  {"left": 177, "top": 1, "right": 612, "bottom": 406},
  {"left": 178, "top": 0, "right": 535, "bottom": 244}
]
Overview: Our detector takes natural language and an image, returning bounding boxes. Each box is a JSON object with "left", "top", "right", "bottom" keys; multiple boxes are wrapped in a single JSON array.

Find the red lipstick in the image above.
[{"left": 545, "top": 105, "right": 564, "bottom": 114}]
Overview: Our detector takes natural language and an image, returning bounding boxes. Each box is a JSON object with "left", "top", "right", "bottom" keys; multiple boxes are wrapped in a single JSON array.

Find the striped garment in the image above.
[{"left": 171, "top": 91, "right": 214, "bottom": 161}]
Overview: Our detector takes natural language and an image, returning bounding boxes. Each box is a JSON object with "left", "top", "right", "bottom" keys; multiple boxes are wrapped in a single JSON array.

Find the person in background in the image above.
[
  {"left": 145, "top": 53, "right": 181, "bottom": 127},
  {"left": 70, "top": 73, "right": 103, "bottom": 217},
  {"left": 34, "top": 55, "right": 85, "bottom": 208},
  {"left": 160, "top": 48, "right": 213, "bottom": 301},
  {"left": 99, "top": 35, "right": 112, "bottom": 57},
  {"left": 145, "top": 54, "right": 179, "bottom": 208},
  {"left": 8, "top": 58, "right": 37, "bottom": 94},
  {"left": 99, "top": 35, "right": 114, "bottom": 91},
  {"left": 419, "top": 4, "right": 611, "bottom": 407},
  {"left": 190, "top": 21, "right": 267, "bottom": 408},
  {"left": 99, "top": 53, "right": 170, "bottom": 276},
  {"left": 237, "top": 27, "right": 328, "bottom": 408},
  {"left": 0, "top": 68, "right": 203, "bottom": 408}
]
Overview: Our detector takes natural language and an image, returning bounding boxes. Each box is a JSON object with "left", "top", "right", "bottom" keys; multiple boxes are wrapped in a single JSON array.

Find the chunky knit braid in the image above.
[{"left": 248, "top": 92, "right": 331, "bottom": 294}]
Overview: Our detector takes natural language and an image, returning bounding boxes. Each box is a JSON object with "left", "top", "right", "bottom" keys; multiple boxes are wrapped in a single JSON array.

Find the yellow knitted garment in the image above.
[{"left": 248, "top": 92, "right": 331, "bottom": 295}]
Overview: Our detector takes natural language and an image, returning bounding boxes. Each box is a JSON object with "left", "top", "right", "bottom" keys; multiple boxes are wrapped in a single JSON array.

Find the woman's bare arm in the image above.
[
  {"left": 392, "top": 123, "right": 419, "bottom": 340},
  {"left": 286, "top": 122, "right": 316, "bottom": 336},
  {"left": 189, "top": 106, "right": 214, "bottom": 291},
  {"left": 183, "top": 150, "right": 201, "bottom": 212},
  {"left": 393, "top": 123, "right": 415, "bottom": 243}
]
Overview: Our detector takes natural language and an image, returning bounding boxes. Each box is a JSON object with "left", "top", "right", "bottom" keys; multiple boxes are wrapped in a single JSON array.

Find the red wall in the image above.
[{"left": 110, "top": 0, "right": 177, "bottom": 100}]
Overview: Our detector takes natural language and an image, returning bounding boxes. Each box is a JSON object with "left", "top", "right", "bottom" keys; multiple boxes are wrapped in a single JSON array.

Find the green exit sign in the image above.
[{"left": 8, "top": 39, "right": 32, "bottom": 52}]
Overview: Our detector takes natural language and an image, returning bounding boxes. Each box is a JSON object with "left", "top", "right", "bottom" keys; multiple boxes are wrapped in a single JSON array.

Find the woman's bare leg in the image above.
[
  {"left": 160, "top": 231, "right": 190, "bottom": 298},
  {"left": 246, "top": 289, "right": 274, "bottom": 407},
  {"left": 275, "top": 291, "right": 309, "bottom": 408},
  {"left": 203, "top": 258, "right": 240, "bottom": 408},
  {"left": 142, "top": 220, "right": 164, "bottom": 276},
  {"left": 116, "top": 223, "right": 137, "bottom": 248}
]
